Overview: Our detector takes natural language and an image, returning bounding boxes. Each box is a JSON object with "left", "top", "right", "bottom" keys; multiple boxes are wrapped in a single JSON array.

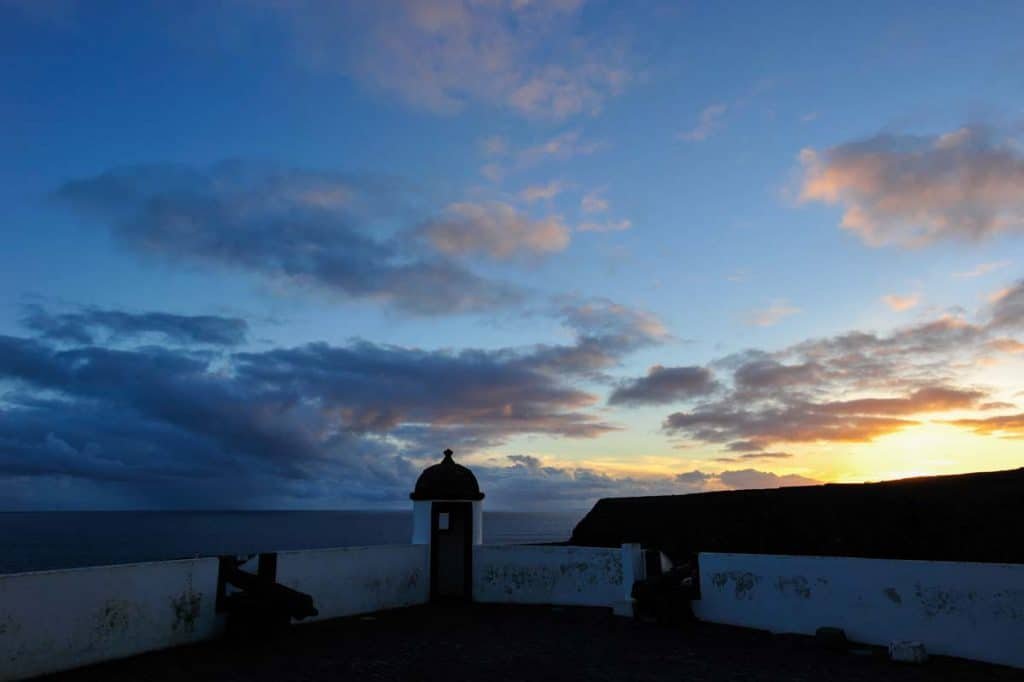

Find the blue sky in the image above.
[{"left": 2, "top": 0, "right": 1024, "bottom": 510}]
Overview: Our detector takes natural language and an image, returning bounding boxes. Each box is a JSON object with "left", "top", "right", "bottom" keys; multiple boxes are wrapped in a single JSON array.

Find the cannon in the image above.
[
  {"left": 216, "top": 553, "right": 318, "bottom": 637},
  {"left": 630, "top": 555, "right": 699, "bottom": 625}
]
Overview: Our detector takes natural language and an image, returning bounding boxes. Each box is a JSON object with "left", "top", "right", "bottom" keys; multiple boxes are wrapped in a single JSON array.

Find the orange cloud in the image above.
[
  {"left": 746, "top": 300, "right": 800, "bottom": 327},
  {"left": 520, "top": 180, "right": 567, "bottom": 203},
  {"left": 799, "top": 126, "right": 1024, "bottom": 247},
  {"left": 988, "top": 337, "right": 1024, "bottom": 354},
  {"left": 420, "top": 201, "right": 570, "bottom": 259},
  {"left": 882, "top": 293, "right": 920, "bottom": 312},
  {"left": 263, "top": 1, "right": 629, "bottom": 120},
  {"left": 947, "top": 413, "right": 1024, "bottom": 438},
  {"left": 953, "top": 260, "right": 1010, "bottom": 279}
]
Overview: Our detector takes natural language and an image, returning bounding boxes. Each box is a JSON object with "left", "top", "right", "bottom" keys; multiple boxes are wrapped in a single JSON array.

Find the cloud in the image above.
[
  {"left": 677, "top": 103, "right": 727, "bottom": 142},
  {"left": 714, "top": 452, "right": 794, "bottom": 463},
  {"left": 733, "top": 357, "right": 823, "bottom": 393},
  {"left": 725, "top": 440, "right": 763, "bottom": 452},
  {"left": 608, "top": 365, "right": 716, "bottom": 406},
  {"left": 519, "top": 181, "right": 567, "bottom": 203},
  {"left": 0, "top": 294, "right": 672, "bottom": 508},
  {"left": 746, "top": 300, "right": 800, "bottom": 327},
  {"left": 675, "top": 470, "right": 712, "bottom": 485},
  {"left": 716, "top": 469, "right": 818, "bottom": 489},
  {"left": 953, "top": 260, "right": 1010, "bottom": 279},
  {"left": 664, "top": 402, "right": 921, "bottom": 448},
  {"left": 419, "top": 201, "right": 570, "bottom": 260},
  {"left": 580, "top": 189, "right": 608, "bottom": 214},
  {"left": 518, "top": 129, "right": 603, "bottom": 166},
  {"left": 479, "top": 456, "right": 685, "bottom": 510},
  {"left": 674, "top": 468, "right": 818, "bottom": 491},
  {"left": 55, "top": 162, "right": 522, "bottom": 315},
  {"left": 20, "top": 305, "right": 247, "bottom": 346},
  {"left": 882, "top": 293, "right": 920, "bottom": 312},
  {"left": 0, "top": 296, "right": 669, "bottom": 508},
  {"left": 946, "top": 413, "right": 1024, "bottom": 438},
  {"left": 480, "top": 459, "right": 821, "bottom": 510},
  {"left": 660, "top": 313, "right": 998, "bottom": 450},
  {"left": 262, "top": 0, "right": 629, "bottom": 120},
  {"left": 530, "top": 298, "right": 669, "bottom": 377},
  {"left": 478, "top": 130, "right": 603, "bottom": 183},
  {"left": 799, "top": 125, "right": 1024, "bottom": 247},
  {"left": 988, "top": 337, "right": 1024, "bottom": 354},
  {"left": 578, "top": 218, "right": 632, "bottom": 233},
  {"left": 987, "top": 280, "right": 1024, "bottom": 329},
  {"left": 822, "top": 386, "right": 985, "bottom": 416},
  {"left": 609, "top": 282, "right": 1024, "bottom": 454}
]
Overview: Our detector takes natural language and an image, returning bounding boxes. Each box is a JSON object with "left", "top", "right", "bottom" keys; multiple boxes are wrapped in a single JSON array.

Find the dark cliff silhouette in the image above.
[{"left": 570, "top": 467, "right": 1024, "bottom": 564}]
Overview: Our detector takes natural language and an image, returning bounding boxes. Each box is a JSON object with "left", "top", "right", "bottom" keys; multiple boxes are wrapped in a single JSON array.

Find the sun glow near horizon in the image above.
[{"left": 1, "top": 1, "right": 1023, "bottom": 510}]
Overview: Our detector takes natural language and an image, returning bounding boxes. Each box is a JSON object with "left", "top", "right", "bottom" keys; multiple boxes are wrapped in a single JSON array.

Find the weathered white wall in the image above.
[
  {"left": 0, "top": 544, "right": 430, "bottom": 680},
  {"left": 0, "top": 558, "right": 220, "bottom": 681},
  {"left": 693, "top": 552, "right": 1024, "bottom": 669},
  {"left": 411, "top": 500, "right": 432, "bottom": 544},
  {"left": 276, "top": 544, "right": 429, "bottom": 621},
  {"left": 471, "top": 500, "right": 484, "bottom": 545},
  {"left": 473, "top": 545, "right": 623, "bottom": 606}
]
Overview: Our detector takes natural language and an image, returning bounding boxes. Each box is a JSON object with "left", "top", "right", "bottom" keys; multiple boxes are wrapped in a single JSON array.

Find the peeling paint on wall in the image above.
[
  {"left": 913, "top": 582, "right": 966, "bottom": 619},
  {"left": 710, "top": 571, "right": 762, "bottom": 600},
  {"left": 95, "top": 599, "right": 133, "bottom": 638},
  {"left": 693, "top": 552, "right": 1024, "bottom": 670},
  {"left": 473, "top": 546, "right": 623, "bottom": 607},
  {"left": 170, "top": 591, "right": 201, "bottom": 634},
  {"left": 883, "top": 587, "right": 902, "bottom": 604},
  {"left": 990, "top": 589, "right": 1024, "bottom": 621},
  {"left": 0, "top": 558, "right": 221, "bottom": 681},
  {"left": 776, "top": 575, "right": 811, "bottom": 599}
]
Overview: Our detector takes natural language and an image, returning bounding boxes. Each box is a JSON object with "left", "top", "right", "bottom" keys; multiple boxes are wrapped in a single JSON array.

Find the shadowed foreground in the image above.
[{"left": 39, "top": 605, "right": 1019, "bottom": 682}]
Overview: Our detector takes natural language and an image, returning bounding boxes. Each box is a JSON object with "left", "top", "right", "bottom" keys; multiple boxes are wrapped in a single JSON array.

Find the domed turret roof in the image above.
[{"left": 410, "top": 449, "right": 485, "bottom": 501}]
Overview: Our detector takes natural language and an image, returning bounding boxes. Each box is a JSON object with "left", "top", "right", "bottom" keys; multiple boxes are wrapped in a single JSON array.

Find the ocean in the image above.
[{"left": 0, "top": 511, "right": 582, "bottom": 574}]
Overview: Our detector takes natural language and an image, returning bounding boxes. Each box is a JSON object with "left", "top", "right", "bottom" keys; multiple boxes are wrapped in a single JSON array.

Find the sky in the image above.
[{"left": 2, "top": 0, "right": 1024, "bottom": 511}]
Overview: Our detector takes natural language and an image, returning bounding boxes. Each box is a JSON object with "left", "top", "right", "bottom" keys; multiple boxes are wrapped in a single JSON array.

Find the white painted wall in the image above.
[
  {"left": 471, "top": 500, "right": 483, "bottom": 545},
  {"left": 411, "top": 500, "right": 432, "bottom": 544},
  {"left": 276, "top": 545, "right": 429, "bottom": 621},
  {"left": 473, "top": 545, "right": 623, "bottom": 607},
  {"left": 693, "top": 552, "right": 1024, "bottom": 669},
  {"left": 621, "top": 543, "right": 645, "bottom": 590},
  {"left": 0, "top": 544, "right": 431, "bottom": 680},
  {"left": 0, "top": 558, "right": 221, "bottom": 681}
]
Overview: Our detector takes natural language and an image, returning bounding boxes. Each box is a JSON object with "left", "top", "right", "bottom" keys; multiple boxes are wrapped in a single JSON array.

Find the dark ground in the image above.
[{"left": 40, "top": 605, "right": 1022, "bottom": 682}]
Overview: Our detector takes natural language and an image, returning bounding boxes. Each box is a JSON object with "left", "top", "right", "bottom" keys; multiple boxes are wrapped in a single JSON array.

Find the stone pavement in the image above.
[{"left": 41, "top": 604, "right": 1022, "bottom": 681}]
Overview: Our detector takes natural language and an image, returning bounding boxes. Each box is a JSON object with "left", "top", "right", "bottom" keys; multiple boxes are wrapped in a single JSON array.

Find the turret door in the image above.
[{"left": 431, "top": 501, "right": 472, "bottom": 600}]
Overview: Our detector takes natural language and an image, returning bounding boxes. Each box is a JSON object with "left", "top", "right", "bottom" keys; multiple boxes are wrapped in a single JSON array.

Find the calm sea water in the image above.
[{"left": 0, "top": 511, "right": 581, "bottom": 574}]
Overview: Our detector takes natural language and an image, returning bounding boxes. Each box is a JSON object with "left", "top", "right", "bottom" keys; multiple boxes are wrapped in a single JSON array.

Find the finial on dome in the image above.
[{"left": 443, "top": 448, "right": 454, "bottom": 459}]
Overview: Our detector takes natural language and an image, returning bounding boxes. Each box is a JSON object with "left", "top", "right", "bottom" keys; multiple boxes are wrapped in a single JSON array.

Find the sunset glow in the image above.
[{"left": 2, "top": 1, "right": 1023, "bottom": 510}]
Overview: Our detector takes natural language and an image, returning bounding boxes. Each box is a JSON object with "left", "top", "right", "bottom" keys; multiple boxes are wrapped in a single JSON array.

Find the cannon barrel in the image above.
[
  {"left": 217, "top": 553, "right": 318, "bottom": 636},
  {"left": 220, "top": 561, "right": 319, "bottom": 620}
]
